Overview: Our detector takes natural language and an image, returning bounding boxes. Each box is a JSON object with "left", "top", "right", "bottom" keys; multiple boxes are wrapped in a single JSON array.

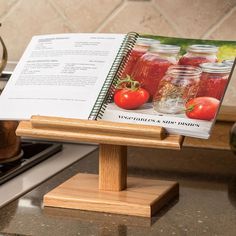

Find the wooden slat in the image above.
[
  {"left": 184, "top": 121, "right": 233, "bottom": 150},
  {"left": 30, "top": 115, "right": 166, "bottom": 140},
  {"left": 217, "top": 105, "right": 236, "bottom": 122},
  {"left": 16, "top": 120, "right": 183, "bottom": 150}
]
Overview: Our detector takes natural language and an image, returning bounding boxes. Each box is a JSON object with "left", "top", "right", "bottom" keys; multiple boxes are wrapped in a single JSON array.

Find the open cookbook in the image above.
[{"left": 0, "top": 32, "right": 235, "bottom": 138}]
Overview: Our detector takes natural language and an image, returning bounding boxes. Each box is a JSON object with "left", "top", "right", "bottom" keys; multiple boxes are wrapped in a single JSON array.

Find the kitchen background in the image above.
[
  {"left": 0, "top": 0, "right": 236, "bottom": 106},
  {"left": 0, "top": 0, "right": 236, "bottom": 175}
]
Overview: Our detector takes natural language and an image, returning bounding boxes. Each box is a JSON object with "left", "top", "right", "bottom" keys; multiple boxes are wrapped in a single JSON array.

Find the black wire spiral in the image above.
[{"left": 88, "top": 32, "right": 139, "bottom": 120}]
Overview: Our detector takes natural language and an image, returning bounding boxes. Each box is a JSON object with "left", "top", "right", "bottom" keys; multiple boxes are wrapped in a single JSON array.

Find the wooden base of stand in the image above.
[
  {"left": 43, "top": 173, "right": 179, "bottom": 217},
  {"left": 17, "top": 116, "right": 182, "bottom": 217}
]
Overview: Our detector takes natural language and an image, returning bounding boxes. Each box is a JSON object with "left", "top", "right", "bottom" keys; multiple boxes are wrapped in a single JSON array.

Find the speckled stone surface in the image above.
[{"left": 1, "top": 149, "right": 236, "bottom": 236}]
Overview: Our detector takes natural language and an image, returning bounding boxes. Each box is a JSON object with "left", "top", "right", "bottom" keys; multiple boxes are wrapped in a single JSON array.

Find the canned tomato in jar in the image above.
[
  {"left": 121, "top": 37, "right": 160, "bottom": 78},
  {"left": 153, "top": 65, "right": 202, "bottom": 114},
  {"left": 179, "top": 44, "right": 218, "bottom": 67},
  {"left": 222, "top": 59, "right": 234, "bottom": 68},
  {"left": 197, "top": 62, "right": 231, "bottom": 100},
  {"left": 132, "top": 44, "right": 180, "bottom": 98}
]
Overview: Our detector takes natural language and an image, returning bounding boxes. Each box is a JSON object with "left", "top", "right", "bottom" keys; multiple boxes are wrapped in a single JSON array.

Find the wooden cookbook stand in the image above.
[{"left": 16, "top": 116, "right": 183, "bottom": 217}]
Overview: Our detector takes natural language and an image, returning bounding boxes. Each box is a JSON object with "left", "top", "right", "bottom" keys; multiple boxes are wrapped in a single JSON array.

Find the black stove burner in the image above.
[{"left": 0, "top": 141, "right": 62, "bottom": 185}]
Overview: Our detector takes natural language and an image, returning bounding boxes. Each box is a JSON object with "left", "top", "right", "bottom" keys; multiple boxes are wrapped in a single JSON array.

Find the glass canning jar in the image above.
[
  {"left": 132, "top": 44, "right": 180, "bottom": 98},
  {"left": 197, "top": 62, "right": 231, "bottom": 100},
  {"left": 153, "top": 65, "right": 202, "bottom": 114},
  {"left": 222, "top": 59, "right": 234, "bottom": 68},
  {"left": 179, "top": 44, "right": 218, "bottom": 67},
  {"left": 121, "top": 37, "right": 160, "bottom": 78}
]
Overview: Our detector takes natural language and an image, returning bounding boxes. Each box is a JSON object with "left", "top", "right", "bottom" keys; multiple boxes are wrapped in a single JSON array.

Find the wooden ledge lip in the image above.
[
  {"left": 30, "top": 115, "right": 167, "bottom": 140},
  {"left": 16, "top": 119, "right": 183, "bottom": 150}
]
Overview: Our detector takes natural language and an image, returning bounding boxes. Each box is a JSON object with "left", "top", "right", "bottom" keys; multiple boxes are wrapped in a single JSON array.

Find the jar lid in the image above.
[
  {"left": 136, "top": 37, "right": 160, "bottom": 46},
  {"left": 167, "top": 65, "right": 202, "bottom": 78},
  {"left": 200, "top": 62, "right": 232, "bottom": 73},
  {"left": 222, "top": 59, "right": 234, "bottom": 67},
  {"left": 149, "top": 44, "right": 180, "bottom": 54},
  {"left": 188, "top": 44, "right": 218, "bottom": 53}
]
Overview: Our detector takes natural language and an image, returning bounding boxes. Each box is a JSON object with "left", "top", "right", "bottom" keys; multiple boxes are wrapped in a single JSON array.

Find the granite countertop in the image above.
[{"left": 0, "top": 146, "right": 236, "bottom": 236}]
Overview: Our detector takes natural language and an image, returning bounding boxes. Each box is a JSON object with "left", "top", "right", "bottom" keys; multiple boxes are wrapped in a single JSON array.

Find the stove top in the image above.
[{"left": 0, "top": 141, "right": 62, "bottom": 185}]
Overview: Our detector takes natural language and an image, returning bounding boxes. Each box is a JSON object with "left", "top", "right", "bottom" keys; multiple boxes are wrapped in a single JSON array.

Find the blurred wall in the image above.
[
  {"left": 0, "top": 0, "right": 236, "bottom": 175},
  {"left": 0, "top": 0, "right": 235, "bottom": 105}
]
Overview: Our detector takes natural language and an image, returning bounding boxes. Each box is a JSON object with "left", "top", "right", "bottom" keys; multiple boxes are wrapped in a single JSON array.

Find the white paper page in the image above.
[
  {"left": 101, "top": 103, "right": 212, "bottom": 139},
  {"left": 0, "top": 33, "right": 126, "bottom": 120}
]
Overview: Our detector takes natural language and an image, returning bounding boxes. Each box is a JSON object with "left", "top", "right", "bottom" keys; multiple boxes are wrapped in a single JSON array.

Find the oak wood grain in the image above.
[
  {"left": 17, "top": 119, "right": 183, "bottom": 150},
  {"left": 43, "top": 173, "right": 179, "bottom": 217},
  {"left": 99, "top": 144, "right": 127, "bottom": 191},
  {"left": 184, "top": 121, "right": 233, "bottom": 150},
  {"left": 217, "top": 106, "right": 236, "bottom": 122},
  {"left": 30, "top": 115, "right": 167, "bottom": 140}
]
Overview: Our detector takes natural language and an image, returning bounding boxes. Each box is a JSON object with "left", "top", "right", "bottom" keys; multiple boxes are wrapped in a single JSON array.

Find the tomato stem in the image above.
[
  {"left": 116, "top": 75, "right": 140, "bottom": 91},
  {"left": 185, "top": 104, "right": 195, "bottom": 112}
]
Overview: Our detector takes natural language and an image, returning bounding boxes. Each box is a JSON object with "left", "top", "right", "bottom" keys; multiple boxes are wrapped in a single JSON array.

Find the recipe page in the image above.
[{"left": 0, "top": 33, "right": 126, "bottom": 120}]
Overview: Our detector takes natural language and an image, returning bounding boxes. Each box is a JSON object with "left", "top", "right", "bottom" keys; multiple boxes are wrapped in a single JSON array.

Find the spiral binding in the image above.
[{"left": 88, "top": 32, "right": 139, "bottom": 120}]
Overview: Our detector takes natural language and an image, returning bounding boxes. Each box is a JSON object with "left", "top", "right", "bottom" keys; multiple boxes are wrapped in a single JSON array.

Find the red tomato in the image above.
[
  {"left": 114, "top": 88, "right": 149, "bottom": 110},
  {"left": 185, "top": 97, "right": 220, "bottom": 121}
]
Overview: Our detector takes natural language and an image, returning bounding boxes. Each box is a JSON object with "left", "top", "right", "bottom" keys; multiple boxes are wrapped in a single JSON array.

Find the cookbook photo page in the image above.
[{"left": 102, "top": 34, "right": 236, "bottom": 138}]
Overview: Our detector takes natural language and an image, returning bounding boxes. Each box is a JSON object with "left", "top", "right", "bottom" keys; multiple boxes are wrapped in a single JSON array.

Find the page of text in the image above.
[{"left": 0, "top": 33, "right": 126, "bottom": 120}]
